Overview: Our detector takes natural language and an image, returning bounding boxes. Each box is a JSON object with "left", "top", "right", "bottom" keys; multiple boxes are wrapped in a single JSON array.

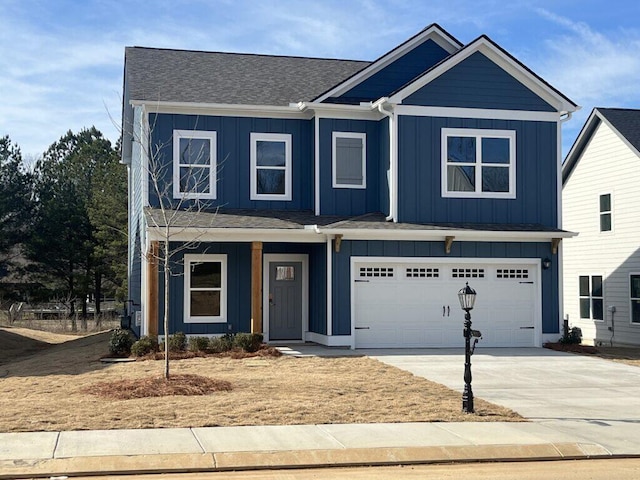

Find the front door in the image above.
[{"left": 268, "top": 261, "right": 303, "bottom": 340}]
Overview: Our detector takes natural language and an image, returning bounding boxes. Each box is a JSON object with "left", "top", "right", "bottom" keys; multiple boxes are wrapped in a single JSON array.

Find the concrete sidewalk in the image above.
[{"left": 0, "top": 422, "right": 612, "bottom": 478}]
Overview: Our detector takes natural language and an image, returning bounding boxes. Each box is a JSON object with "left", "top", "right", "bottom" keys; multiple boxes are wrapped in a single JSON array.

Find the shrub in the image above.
[
  {"left": 233, "top": 332, "right": 263, "bottom": 353},
  {"left": 188, "top": 336, "right": 210, "bottom": 353},
  {"left": 109, "top": 328, "right": 134, "bottom": 357},
  {"left": 559, "top": 326, "right": 582, "bottom": 345},
  {"left": 167, "top": 332, "right": 187, "bottom": 352},
  {"left": 209, "top": 333, "right": 235, "bottom": 353},
  {"left": 131, "top": 335, "right": 159, "bottom": 357}
]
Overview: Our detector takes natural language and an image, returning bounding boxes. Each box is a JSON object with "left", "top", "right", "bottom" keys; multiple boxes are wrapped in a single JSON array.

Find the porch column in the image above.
[
  {"left": 147, "top": 241, "right": 159, "bottom": 336},
  {"left": 251, "top": 241, "right": 263, "bottom": 334}
]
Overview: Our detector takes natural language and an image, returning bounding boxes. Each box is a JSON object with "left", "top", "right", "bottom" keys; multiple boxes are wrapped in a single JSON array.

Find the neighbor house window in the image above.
[
  {"left": 600, "top": 194, "right": 612, "bottom": 232},
  {"left": 184, "top": 254, "right": 227, "bottom": 323},
  {"left": 441, "top": 128, "right": 516, "bottom": 199},
  {"left": 631, "top": 274, "right": 640, "bottom": 324},
  {"left": 172, "top": 130, "right": 217, "bottom": 199},
  {"left": 332, "top": 132, "right": 366, "bottom": 188},
  {"left": 250, "top": 133, "right": 292, "bottom": 200},
  {"left": 579, "top": 275, "right": 603, "bottom": 321}
]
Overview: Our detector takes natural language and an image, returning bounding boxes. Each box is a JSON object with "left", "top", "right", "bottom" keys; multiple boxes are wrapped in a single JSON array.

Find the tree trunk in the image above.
[{"left": 163, "top": 237, "right": 170, "bottom": 380}]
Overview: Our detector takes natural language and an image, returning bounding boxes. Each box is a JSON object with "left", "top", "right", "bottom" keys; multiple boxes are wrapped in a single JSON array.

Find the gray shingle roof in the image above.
[
  {"left": 125, "top": 47, "right": 370, "bottom": 106},
  {"left": 597, "top": 108, "right": 640, "bottom": 154}
]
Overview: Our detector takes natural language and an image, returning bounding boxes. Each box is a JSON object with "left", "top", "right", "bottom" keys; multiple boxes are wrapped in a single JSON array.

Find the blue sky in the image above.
[{"left": 1, "top": 0, "right": 639, "bottom": 161}]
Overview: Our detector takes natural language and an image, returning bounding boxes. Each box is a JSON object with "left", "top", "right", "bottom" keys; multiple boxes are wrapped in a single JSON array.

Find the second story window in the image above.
[
  {"left": 172, "top": 130, "right": 217, "bottom": 200},
  {"left": 250, "top": 133, "right": 292, "bottom": 201},
  {"left": 333, "top": 132, "right": 366, "bottom": 188},
  {"left": 441, "top": 128, "right": 516, "bottom": 199},
  {"left": 599, "top": 193, "right": 612, "bottom": 232}
]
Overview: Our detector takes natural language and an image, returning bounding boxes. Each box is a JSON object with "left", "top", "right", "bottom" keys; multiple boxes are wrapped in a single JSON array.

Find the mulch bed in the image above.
[
  {"left": 543, "top": 342, "right": 599, "bottom": 354},
  {"left": 85, "top": 374, "right": 233, "bottom": 400},
  {"left": 137, "top": 346, "right": 282, "bottom": 361}
]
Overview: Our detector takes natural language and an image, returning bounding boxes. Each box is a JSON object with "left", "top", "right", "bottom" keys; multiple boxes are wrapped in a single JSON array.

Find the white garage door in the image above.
[{"left": 353, "top": 259, "right": 539, "bottom": 348}]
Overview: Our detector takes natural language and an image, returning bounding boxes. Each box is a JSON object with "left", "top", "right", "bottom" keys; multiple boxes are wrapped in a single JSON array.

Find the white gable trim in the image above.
[
  {"left": 388, "top": 37, "right": 578, "bottom": 114},
  {"left": 314, "top": 25, "right": 461, "bottom": 103}
]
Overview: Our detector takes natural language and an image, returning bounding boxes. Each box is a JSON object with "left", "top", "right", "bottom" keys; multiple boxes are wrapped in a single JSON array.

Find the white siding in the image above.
[{"left": 563, "top": 121, "right": 640, "bottom": 345}]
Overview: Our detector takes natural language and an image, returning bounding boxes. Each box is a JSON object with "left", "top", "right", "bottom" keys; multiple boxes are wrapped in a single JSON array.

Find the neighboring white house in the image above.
[{"left": 562, "top": 108, "right": 640, "bottom": 346}]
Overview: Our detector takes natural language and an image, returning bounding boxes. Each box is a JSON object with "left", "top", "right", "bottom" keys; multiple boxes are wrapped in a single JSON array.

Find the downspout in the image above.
[
  {"left": 377, "top": 99, "right": 396, "bottom": 222},
  {"left": 556, "top": 110, "right": 573, "bottom": 344}
]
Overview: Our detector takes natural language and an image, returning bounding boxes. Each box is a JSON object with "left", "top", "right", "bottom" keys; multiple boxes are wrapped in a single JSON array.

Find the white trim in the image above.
[
  {"left": 263, "top": 254, "right": 309, "bottom": 343},
  {"left": 350, "top": 256, "right": 543, "bottom": 348},
  {"left": 147, "top": 225, "right": 576, "bottom": 244},
  {"left": 250, "top": 132, "right": 292, "bottom": 201},
  {"left": 132, "top": 100, "right": 310, "bottom": 119},
  {"left": 184, "top": 254, "right": 227, "bottom": 323},
  {"left": 314, "top": 116, "right": 320, "bottom": 215},
  {"left": 298, "top": 102, "right": 383, "bottom": 120},
  {"left": 394, "top": 105, "right": 561, "bottom": 123},
  {"left": 306, "top": 331, "right": 352, "bottom": 347},
  {"left": 332, "top": 131, "right": 367, "bottom": 189},
  {"left": 172, "top": 130, "right": 217, "bottom": 200},
  {"left": 141, "top": 106, "right": 150, "bottom": 208},
  {"left": 315, "top": 25, "right": 461, "bottom": 103},
  {"left": 388, "top": 37, "right": 577, "bottom": 114},
  {"left": 441, "top": 128, "right": 516, "bottom": 199},
  {"left": 326, "top": 238, "right": 333, "bottom": 337},
  {"left": 629, "top": 273, "right": 640, "bottom": 325},
  {"left": 141, "top": 237, "right": 149, "bottom": 336},
  {"left": 391, "top": 109, "right": 398, "bottom": 221}
]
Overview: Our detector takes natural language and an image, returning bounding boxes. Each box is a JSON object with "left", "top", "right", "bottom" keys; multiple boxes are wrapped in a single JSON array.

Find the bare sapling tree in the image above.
[{"left": 132, "top": 113, "right": 221, "bottom": 379}]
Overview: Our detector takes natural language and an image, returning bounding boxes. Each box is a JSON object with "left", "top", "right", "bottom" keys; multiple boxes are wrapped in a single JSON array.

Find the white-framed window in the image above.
[
  {"left": 184, "top": 254, "right": 227, "bottom": 323},
  {"left": 250, "top": 132, "right": 292, "bottom": 201},
  {"left": 332, "top": 132, "right": 366, "bottom": 188},
  {"left": 441, "top": 128, "right": 516, "bottom": 199},
  {"left": 599, "top": 193, "right": 612, "bottom": 232},
  {"left": 172, "top": 130, "right": 217, "bottom": 199},
  {"left": 579, "top": 275, "right": 604, "bottom": 321},
  {"left": 630, "top": 274, "right": 640, "bottom": 324}
]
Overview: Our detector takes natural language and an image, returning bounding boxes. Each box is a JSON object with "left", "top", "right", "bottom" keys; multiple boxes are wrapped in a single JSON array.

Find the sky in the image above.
[{"left": 1, "top": 0, "right": 639, "bottom": 162}]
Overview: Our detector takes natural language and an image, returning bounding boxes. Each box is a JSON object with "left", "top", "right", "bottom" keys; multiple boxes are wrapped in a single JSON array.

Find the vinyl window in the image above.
[
  {"left": 184, "top": 254, "right": 227, "bottom": 323},
  {"left": 579, "top": 275, "right": 603, "bottom": 321},
  {"left": 630, "top": 274, "right": 640, "bottom": 324},
  {"left": 600, "top": 194, "right": 612, "bottom": 232},
  {"left": 333, "top": 132, "right": 366, "bottom": 188},
  {"left": 250, "top": 133, "right": 292, "bottom": 200},
  {"left": 172, "top": 130, "right": 217, "bottom": 199},
  {"left": 442, "top": 128, "right": 516, "bottom": 199}
]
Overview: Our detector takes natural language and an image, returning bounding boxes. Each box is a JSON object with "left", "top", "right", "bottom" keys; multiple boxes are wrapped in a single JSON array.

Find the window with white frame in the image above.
[
  {"left": 630, "top": 274, "right": 640, "bottom": 324},
  {"left": 172, "top": 130, "right": 217, "bottom": 199},
  {"left": 184, "top": 254, "right": 227, "bottom": 323},
  {"left": 250, "top": 133, "right": 292, "bottom": 200},
  {"left": 441, "top": 128, "right": 516, "bottom": 198},
  {"left": 579, "top": 275, "right": 604, "bottom": 321},
  {"left": 333, "top": 132, "right": 366, "bottom": 188},
  {"left": 599, "top": 193, "right": 612, "bottom": 232}
]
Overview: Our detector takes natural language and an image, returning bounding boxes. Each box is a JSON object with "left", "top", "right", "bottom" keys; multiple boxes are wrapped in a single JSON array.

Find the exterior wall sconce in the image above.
[{"left": 542, "top": 258, "right": 551, "bottom": 270}]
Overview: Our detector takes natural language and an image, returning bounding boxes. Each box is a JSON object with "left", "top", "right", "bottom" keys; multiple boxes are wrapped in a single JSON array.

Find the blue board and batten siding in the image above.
[
  {"left": 404, "top": 52, "right": 555, "bottom": 112},
  {"left": 331, "top": 240, "right": 559, "bottom": 336},
  {"left": 155, "top": 242, "right": 327, "bottom": 336},
  {"left": 397, "top": 116, "right": 558, "bottom": 226},
  {"left": 333, "top": 39, "right": 450, "bottom": 103},
  {"left": 148, "top": 113, "right": 314, "bottom": 211}
]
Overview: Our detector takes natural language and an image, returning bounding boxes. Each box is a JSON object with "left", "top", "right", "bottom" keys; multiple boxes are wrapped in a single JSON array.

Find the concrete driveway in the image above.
[{"left": 363, "top": 347, "right": 640, "bottom": 454}]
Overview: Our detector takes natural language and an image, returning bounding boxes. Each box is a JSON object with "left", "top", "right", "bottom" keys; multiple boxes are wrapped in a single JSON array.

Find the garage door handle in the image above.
[
  {"left": 355, "top": 279, "right": 369, "bottom": 283},
  {"left": 355, "top": 326, "right": 370, "bottom": 330},
  {"left": 519, "top": 281, "right": 534, "bottom": 284},
  {"left": 520, "top": 326, "right": 535, "bottom": 329}
]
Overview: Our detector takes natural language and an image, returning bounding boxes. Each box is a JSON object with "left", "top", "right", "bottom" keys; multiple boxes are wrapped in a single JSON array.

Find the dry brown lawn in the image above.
[{"left": 0, "top": 328, "right": 521, "bottom": 433}]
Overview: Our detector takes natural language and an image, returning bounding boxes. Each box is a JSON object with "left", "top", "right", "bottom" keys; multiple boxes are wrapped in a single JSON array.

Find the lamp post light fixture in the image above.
[{"left": 457, "top": 282, "right": 478, "bottom": 414}]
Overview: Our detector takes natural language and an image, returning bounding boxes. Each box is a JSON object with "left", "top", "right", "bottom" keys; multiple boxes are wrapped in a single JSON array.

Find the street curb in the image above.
[{"left": 0, "top": 443, "right": 612, "bottom": 478}]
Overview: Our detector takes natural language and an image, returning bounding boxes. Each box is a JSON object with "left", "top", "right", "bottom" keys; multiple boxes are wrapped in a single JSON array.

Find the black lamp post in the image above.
[{"left": 457, "top": 282, "right": 477, "bottom": 413}]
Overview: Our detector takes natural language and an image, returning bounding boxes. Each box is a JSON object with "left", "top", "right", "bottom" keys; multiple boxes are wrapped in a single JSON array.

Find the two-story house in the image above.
[
  {"left": 563, "top": 108, "right": 640, "bottom": 346},
  {"left": 121, "top": 24, "right": 578, "bottom": 349}
]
